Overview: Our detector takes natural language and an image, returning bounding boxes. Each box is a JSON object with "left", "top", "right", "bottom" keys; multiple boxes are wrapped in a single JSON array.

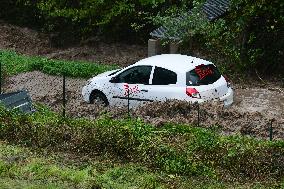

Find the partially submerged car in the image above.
[{"left": 82, "top": 54, "right": 233, "bottom": 107}]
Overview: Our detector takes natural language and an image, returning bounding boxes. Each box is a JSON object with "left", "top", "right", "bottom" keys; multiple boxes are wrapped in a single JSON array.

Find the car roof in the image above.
[{"left": 134, "top": 54, "right": 213, "bottom": 73}]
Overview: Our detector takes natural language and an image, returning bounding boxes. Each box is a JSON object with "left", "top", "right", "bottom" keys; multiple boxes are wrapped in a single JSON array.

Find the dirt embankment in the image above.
[
  {"left": 0, "top": 21, "right": 147, "bottom": 67},
  {"left": 5, "top": 71, "right": 284, "bottom": 140},
  {"left": 0, "top": 20, "right": 50, "bottom": 55}
]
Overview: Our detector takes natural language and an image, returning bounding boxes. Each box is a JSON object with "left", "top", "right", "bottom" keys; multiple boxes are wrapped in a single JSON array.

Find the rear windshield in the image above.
[{"left": 186, "top": 64, "right": 221, "bottom": 86}]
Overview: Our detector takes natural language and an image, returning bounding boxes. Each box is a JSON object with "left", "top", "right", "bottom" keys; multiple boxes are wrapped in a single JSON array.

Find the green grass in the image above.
[
  {"left": 0, "top": 141, "right": 282, "bottom": 189},
  {"left": 0, "top": 105, "right": 283, "bottom": 186},
  {"left": 0, "top": 141, "right": 164, "bottom": 189},
  {"left": 0, "top": 50, "right": 117, "bottom": 78}
]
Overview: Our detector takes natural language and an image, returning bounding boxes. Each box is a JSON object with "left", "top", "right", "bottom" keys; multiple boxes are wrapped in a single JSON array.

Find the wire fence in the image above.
[{"left": 60, "top": 76, "right": 280, "bottom": 141}]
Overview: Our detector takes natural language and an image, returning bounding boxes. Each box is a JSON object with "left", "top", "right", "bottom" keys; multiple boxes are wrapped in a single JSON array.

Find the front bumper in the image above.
[{"left": 82, "top": 85, "right": 91, "bottom": 103}]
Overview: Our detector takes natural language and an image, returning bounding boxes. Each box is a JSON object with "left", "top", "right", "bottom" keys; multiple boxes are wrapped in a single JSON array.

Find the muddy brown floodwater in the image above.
[
  {"left": 234, "top": 87, "right": 284, "bottom": 117},
  {"left": 5, "top": 71, "right": 284, "bottom": 140}
]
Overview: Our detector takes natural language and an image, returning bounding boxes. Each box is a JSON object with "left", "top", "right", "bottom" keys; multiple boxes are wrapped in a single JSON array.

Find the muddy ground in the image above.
[
  {"left": 1, "top": 21, "right": 284, "bottom": 140},
  {"left": 5, "top": 71, "right": 284, "bottom": 140}
]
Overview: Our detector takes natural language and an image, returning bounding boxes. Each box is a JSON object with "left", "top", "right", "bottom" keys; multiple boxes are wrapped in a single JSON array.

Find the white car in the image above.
[{"left": 82, "top": 54, "right": 234, "bottom": 107}]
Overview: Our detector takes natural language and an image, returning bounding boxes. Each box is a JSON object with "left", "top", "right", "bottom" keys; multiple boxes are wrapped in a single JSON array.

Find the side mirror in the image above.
[{"left": 110, "top": 76, "right": 119, "bottom": 83}]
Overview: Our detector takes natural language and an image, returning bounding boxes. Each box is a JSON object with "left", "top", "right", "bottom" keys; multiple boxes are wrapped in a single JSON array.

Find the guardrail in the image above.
[{"left": 0, "top": 90, "right": 34, "bottom": 113}]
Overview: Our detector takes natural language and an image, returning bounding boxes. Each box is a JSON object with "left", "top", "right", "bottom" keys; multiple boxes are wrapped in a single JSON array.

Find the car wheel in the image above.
[{"left": 90, "top": 91, "right": 109, "bottom": 107}]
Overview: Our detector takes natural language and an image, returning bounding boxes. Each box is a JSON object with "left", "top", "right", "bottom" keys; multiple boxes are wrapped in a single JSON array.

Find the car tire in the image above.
[{"left": 90, "top": 91, "right": 109, "bottom": 107}]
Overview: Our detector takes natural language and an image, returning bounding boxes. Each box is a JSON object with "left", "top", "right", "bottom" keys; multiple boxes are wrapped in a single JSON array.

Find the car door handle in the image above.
[{"left": 141, "top": 89, "right": 148, "bottom": 92}]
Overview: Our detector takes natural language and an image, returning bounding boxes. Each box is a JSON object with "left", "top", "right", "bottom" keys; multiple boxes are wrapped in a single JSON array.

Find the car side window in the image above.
[
  {"left": 152, "top": 67, "right": 177, "bottom": 85},
  {"left": 116, "top": 66, "right": 152, "bottom": 84}
]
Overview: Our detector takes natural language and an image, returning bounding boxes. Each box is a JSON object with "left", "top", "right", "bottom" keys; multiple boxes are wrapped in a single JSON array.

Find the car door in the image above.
[
  {"left": 134, "top": 66, "right": 183, "bottom": 105},
  {"left": 108, "top": 65, "right": 153, "bottom": 107}
]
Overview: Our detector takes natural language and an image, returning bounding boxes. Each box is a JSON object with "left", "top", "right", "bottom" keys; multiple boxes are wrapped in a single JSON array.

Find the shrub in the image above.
[{"left": 152, "top": 0, "right": 284, "bottom": 74}]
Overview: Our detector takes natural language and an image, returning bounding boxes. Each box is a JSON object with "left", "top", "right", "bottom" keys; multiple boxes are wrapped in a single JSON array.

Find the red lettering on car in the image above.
[{"left": 195, "top": 65, "right": 213, "bottom": 80}]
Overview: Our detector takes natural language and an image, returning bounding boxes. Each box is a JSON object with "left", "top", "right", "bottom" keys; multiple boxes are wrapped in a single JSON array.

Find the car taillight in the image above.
[{"left": 186, "top": 88, "right": 201, "bottom": 98}]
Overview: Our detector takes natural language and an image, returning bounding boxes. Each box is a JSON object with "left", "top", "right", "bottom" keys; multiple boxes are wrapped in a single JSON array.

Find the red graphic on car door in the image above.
[{"left": 123, "top": 83, "right": 140, "bottom": 96}]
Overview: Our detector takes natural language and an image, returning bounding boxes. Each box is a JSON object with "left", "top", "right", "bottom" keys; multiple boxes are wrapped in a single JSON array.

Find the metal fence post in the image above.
[
  {"left": 270, "top": 119, "right": 274, "bottom": 141},
  {"left": 62, "top": 73, "right": 66, "bottom": 118},
  {"left": 197, "top": 103, "right": 200, "bottom": 127},
  {"left": 0, "top": 61, "right": 2, "bottom": 94},
  {"left": 127, "top": 89, "right": 130, "bottom": 117}
]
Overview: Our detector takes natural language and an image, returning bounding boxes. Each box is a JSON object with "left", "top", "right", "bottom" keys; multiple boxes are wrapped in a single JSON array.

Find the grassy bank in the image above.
[
  {"left": 0, "top": 105, "right": 283, "bottom": 187},
  {"left": 0, "top": 50, "right": 117, "bottom": 78},
  {"left": 0, "top": 140, "right": 203, "bottom": 189},
  {"left": 0, "top": 141, "right": 164, "bottom": 189},
  {"left": 2, "top": 141, "right": 281, "bottom": 189}
]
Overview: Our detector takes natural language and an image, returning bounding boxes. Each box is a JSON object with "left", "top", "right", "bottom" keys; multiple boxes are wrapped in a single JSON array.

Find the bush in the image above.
[
  {"left": 0, "top": 0, "right": 190, "bottom": 43},
  {"left": 0, "top": 0, "right": 192, "bottom": 40},
  {"left": 152, "top": 0, "right": 284, "bottom": 74}
]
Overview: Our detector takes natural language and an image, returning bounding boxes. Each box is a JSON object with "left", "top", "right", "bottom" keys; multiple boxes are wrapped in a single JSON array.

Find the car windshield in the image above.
[{"left": 186, "top": 64, "right": 221, "bottom": 86}]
